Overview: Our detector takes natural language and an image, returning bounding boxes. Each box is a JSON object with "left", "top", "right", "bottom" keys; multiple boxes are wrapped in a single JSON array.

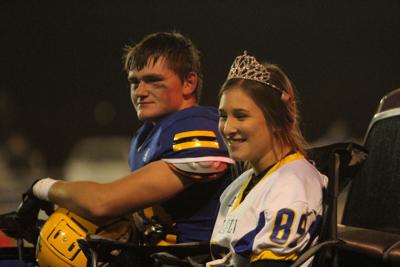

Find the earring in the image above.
[{"left": 281, "top": 92, "right": 290, "bottom": 102}]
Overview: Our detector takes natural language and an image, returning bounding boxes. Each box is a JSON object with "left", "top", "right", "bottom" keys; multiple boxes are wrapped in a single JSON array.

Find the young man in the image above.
[{"left": 23, "top": 32, "right": 234, "bottom": 244}]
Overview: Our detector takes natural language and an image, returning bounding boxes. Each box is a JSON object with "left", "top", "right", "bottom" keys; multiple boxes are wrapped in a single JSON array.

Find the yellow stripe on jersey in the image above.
[
  {"left": 173, "top": 130, "right": 219, "bottom": 151},
  {"left": 232, "top": 152, "right": 305, "bottom": 210},
  {"left": 232, "top": 175, "right": 253, "bottom": 209},
  {"left": 250, "top": 250, "right": 298, "bottom": 262},
  {"left": 173, "top": 140, "right": 219, "bottom": 151},
  {"left": 174, "top": 130, "right": 216, "bottom": 140}
]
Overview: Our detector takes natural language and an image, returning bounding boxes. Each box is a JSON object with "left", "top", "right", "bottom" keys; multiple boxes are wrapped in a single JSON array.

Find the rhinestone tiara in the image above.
[{"left": 227, "top": 51, "right": 283, "bottom": 93}]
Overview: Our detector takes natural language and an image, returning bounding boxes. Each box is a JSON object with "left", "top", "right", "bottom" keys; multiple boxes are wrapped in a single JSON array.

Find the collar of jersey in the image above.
[{"left": 232, "top": 152, "right": 304, "bottom": 210}]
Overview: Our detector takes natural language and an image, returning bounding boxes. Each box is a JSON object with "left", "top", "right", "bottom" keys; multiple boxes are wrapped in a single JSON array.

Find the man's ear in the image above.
[{"left": 182, "top": 72, "right": 198, "bottom": 97}]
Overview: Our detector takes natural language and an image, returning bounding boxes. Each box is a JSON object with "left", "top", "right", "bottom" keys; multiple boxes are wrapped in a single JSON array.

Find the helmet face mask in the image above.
[{"left": 36, "top": 208, "right": 133, "bottom": 267}]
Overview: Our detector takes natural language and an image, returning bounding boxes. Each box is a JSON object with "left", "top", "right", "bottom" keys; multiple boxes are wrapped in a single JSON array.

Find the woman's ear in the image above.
[{"left": 182, "top": 72, "right": 198, "bottom": 97}]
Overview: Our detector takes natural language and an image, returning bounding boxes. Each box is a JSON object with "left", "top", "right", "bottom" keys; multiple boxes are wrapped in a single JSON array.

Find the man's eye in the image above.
[
  {"left": 143, "top": 77, "right": 163, "bottom": 83},
  {"left": 151, "top": 81, "right": 162, "bottom": 87},
  {"left": 130, "top": 83, "right": 138, "bottom": 90},
  {"left": 148, "top": 80, "right": 164, "bottom": 88},
  {"left": 130, "top": 79, "right": 140, "bottom": 89}
]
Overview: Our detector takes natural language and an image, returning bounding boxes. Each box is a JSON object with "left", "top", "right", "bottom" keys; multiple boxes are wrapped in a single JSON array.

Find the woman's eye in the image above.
[
  {"left": 235, "top": 114, "right": 247, "bottom": 120},
  {"left": 218, "top": 113, "right": 227, "bottom": 120}
]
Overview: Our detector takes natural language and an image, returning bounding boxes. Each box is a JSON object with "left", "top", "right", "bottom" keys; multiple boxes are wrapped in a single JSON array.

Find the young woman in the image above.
[{"left": 208, "top": 52, "right": 328, "bottom": 267}]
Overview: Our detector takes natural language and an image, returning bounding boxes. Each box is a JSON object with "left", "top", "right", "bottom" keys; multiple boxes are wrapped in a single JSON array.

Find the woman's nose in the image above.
[{"left": 220, "top": 117, "right": 237, "bottom": 136}]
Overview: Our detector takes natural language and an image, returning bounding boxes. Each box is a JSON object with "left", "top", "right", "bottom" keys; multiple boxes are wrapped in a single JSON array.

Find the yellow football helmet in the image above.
[{"left": 35, "top": 207, "right": 133, "bottom": 267}]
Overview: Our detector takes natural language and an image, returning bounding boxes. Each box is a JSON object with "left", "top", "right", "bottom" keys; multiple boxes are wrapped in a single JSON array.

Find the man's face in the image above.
[{"left": 128, "top": 58, "right": 186, "bottom": 123}]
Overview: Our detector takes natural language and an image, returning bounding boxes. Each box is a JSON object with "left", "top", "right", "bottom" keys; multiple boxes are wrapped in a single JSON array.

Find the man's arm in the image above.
[{"left": 44, "top": 160, "right": 191, "bottom": 223}]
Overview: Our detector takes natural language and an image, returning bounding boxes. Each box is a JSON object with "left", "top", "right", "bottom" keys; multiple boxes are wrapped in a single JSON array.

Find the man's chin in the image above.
[
  {"left": 136, "top": 111, "right": 149, "bottom": 121},
  {"left": 137, "top": 111, "right": 166, "bottom": 123},
  {"left": 137, "top": 113, "right": 151, "bottom": 122}
]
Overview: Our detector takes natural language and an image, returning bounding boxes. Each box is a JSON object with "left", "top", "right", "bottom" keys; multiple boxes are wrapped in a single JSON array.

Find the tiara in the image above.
[{"left": 227, "top": 51, "right": 284, "bottom": 94}]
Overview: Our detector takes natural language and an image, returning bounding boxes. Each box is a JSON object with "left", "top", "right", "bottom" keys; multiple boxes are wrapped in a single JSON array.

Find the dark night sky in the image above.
[{"left": 1, "top": 1, "right": 400, "bottom": 167}]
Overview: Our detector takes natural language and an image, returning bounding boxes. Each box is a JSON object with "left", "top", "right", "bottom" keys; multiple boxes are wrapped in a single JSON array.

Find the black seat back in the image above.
[
  {"left": 342, "top": 88, "right": 400, "bottom": 234},
  {"left": 304, "top": 143, "right": 365, "bottom": 266}
]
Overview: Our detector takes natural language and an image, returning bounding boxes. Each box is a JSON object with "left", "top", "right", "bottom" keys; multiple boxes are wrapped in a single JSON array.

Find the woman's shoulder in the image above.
[
  {"left": 278, "top": 158, "right": 326, "bottom": 180},
  {"left": 265, "top": 159, "right": 327, "bottom": 197}
]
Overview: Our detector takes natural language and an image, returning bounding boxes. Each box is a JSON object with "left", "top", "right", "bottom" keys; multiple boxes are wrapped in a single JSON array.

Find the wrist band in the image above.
[{"left": 32, "top": 178, "right": 58, "bottom": 201}]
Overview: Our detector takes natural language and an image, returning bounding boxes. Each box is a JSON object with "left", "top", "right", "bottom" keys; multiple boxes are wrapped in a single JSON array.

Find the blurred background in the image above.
[{"left": 0, "top": 0, "right": 399, "bottom": 229}]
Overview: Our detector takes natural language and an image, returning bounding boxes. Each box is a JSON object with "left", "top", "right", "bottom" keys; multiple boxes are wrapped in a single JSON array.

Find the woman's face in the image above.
[{"left": 218, "top": 86, "right": 277, "bottom": 171}]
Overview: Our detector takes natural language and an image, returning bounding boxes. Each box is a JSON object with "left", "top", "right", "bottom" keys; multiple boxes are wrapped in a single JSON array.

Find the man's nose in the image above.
[{"left": 134, "top": 81, "right": 149, "bottom": 96}]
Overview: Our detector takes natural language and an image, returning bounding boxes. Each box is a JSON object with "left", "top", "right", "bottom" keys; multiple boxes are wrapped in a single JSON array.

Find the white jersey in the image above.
[{"left": 208, "top": 153, "right": 328, "bottom": 267}]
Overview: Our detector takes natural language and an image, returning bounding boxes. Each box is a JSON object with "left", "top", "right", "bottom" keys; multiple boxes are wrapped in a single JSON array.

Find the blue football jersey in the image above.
[{"left": 128, "top": 106, "right": 234, "bottom": 242}]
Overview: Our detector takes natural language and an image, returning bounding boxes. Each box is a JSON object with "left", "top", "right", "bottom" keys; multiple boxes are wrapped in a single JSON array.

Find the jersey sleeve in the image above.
[
  {"left": 159, "top": 115, "right": 233, "bottom": 164},
  {"left": 159, "top": 114, "right": 234, "bottom": 181}
]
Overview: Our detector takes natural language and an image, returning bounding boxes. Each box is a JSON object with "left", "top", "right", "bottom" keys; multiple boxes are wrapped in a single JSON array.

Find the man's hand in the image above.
[
  {"left": 18, "top": 180, "right": 54, "bottom": 218},
  {"left": 0, "top": 211, "right": 38, "bottom": 244},
  {"left": 0, "top": 180, "right": 54, "bottom": 244}
]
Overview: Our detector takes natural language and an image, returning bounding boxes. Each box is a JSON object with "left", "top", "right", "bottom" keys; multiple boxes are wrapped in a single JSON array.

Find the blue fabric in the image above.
[
  {"left": 129, "top": 106, "right": 228, "bottom": 169},
  {"left": 234, "top": 212, "right": 266, "bottom": 257},
  {"left": 0, "top": 260, "right": 34, "bottom": 267},
  {"left": 128, "top": 106, "right": 232, "bottom": 242}
]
